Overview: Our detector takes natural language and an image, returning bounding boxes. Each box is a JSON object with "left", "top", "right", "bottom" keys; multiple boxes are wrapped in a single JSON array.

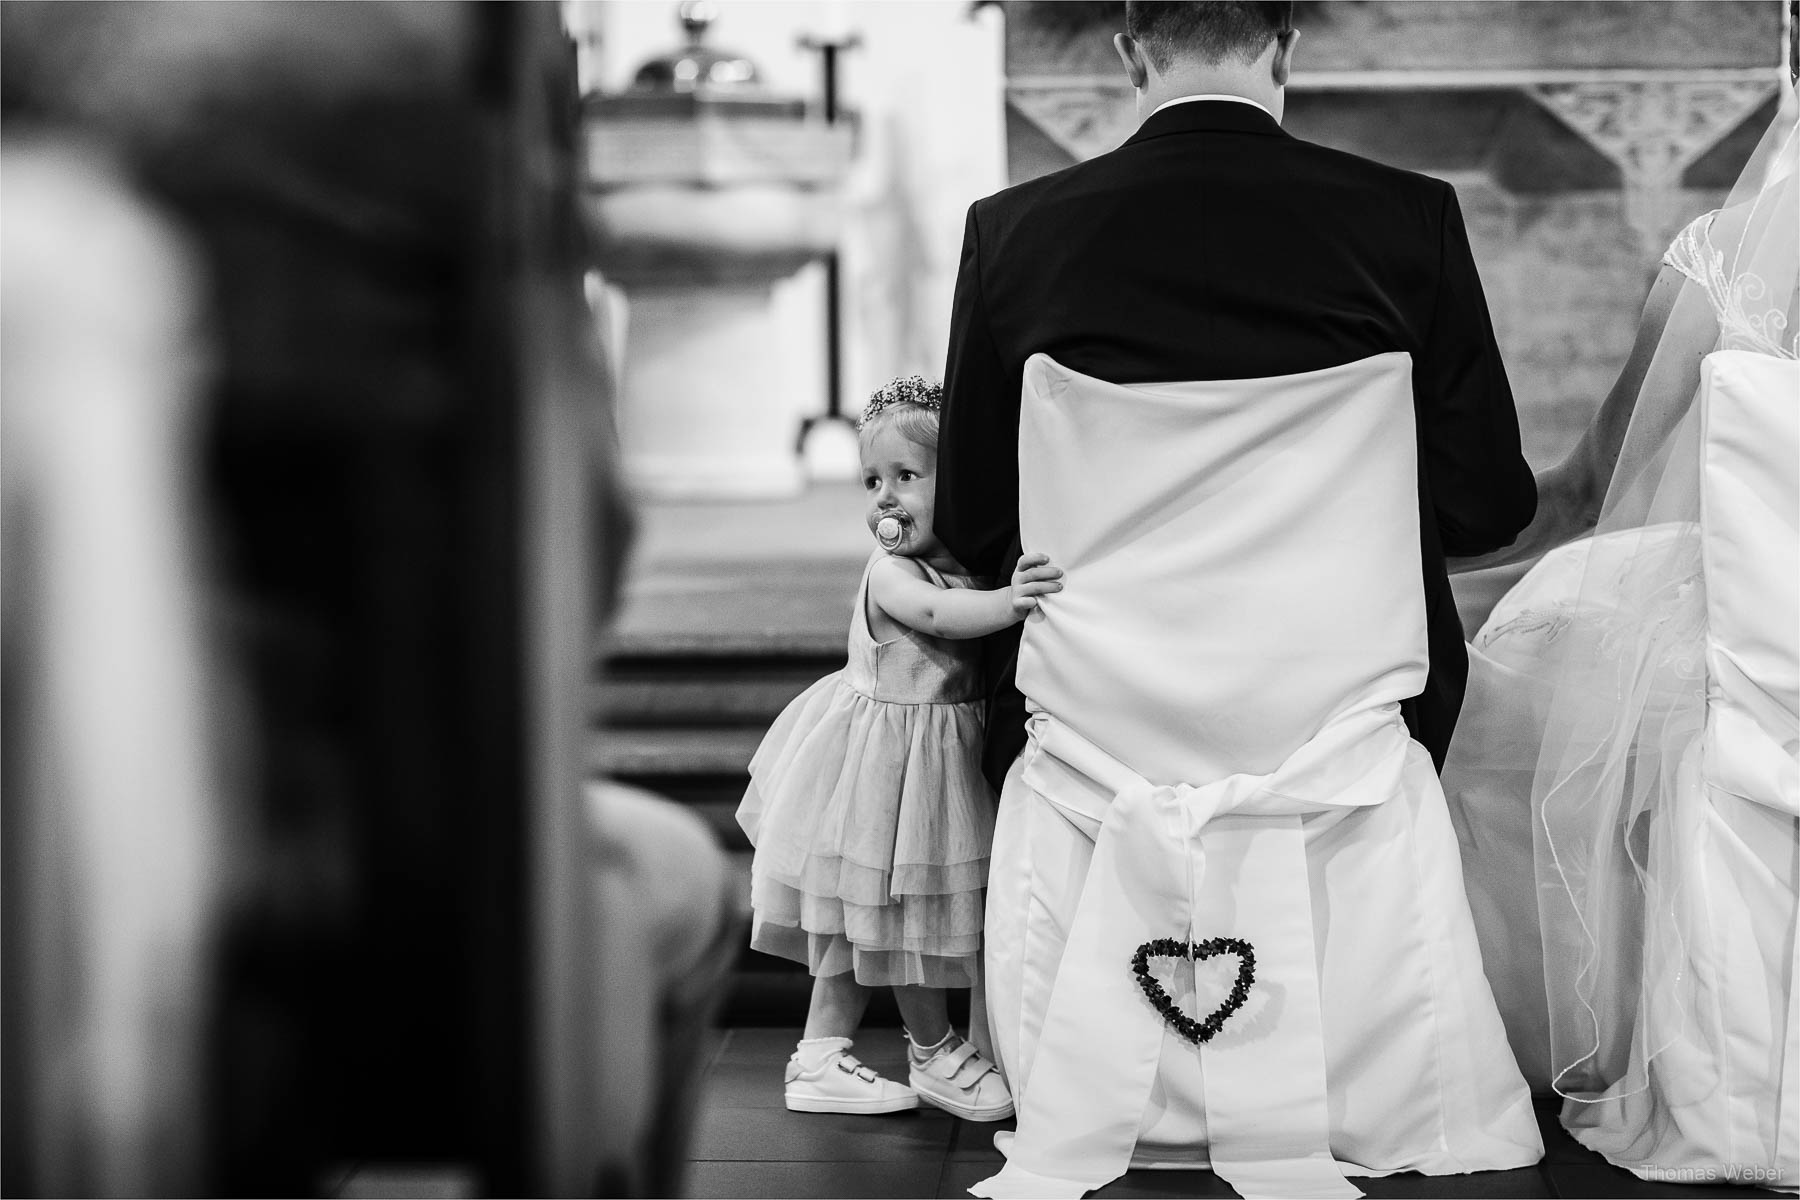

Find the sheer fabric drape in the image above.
[{"left": 1444, "top": 82, "right": 1798, "bottom": 1188}]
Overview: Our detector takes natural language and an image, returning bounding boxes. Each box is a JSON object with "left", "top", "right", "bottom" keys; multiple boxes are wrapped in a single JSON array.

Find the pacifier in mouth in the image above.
[{"left": 876, "top": 513, "right": 909, "bottom": 550}]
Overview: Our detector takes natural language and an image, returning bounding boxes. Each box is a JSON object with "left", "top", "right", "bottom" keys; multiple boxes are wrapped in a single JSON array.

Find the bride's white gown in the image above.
[{"left": 1444, "top": 199, "right": 1799, "bottom": 1190}]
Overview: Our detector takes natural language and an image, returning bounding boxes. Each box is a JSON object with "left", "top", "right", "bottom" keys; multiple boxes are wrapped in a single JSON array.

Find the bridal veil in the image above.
[{"left": 1445, "top": 79, "right": 1798, "bottom": 1185}]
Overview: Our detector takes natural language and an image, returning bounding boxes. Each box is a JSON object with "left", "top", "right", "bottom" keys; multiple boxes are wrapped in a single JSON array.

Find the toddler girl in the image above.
[{"left": 736, "top": 375, "right": 1062, "bottom": 1119}]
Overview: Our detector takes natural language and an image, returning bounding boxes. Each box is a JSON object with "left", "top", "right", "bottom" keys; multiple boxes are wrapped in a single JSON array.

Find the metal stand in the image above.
[{"left": 796, "top": 31, "right": 862, "bottom": 482}]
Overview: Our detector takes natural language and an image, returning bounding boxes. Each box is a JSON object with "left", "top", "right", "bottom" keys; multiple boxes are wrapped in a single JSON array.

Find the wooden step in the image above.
[
  {"left": 588, "top": 726, "right": 763, "bottom": 778},
  {"left": 608, "top": 627, "right": 847, "bottom": 659},
  {"left": 596, "top": 670, "right": 828, "bottom": 728},
  {"left": 609, "top": 556, "right": 863, "bottom": 663},
  {"left": 602, "top": 644, "right": 844, "bottom": 673},
  {"left": 591, "top": 551, "right": 879, "bottom": 1028}
]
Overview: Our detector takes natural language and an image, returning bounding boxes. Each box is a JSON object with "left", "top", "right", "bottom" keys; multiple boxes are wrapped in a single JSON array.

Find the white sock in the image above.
[
  {"left": 795, "top": 1036, "right": 851, "bottom": 1071},
  {"left": 907, "top": 1028, "right": 956, "bottom": 1061}
]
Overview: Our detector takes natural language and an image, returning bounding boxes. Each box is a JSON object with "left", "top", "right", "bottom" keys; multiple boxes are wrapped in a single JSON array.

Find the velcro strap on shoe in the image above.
[
  {"left": 927, "top": 1041, "right": 993, "bottom": 1085},
  {"left": 836, "top": 1055, "right": 878, "bottom": 1083}
]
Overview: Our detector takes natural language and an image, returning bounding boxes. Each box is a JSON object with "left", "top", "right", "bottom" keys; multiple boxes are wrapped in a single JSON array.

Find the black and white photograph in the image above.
[{"left": 2, "top": 2, "right": 1795, "bottom": 1197}]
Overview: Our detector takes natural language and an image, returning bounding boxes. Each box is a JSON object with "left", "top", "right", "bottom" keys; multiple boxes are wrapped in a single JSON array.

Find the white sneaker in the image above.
[
  {"left": 784, "top": 1038, "right": 919, "bottom": 1114},
  {"left": 908, "top": 1034, "right": 1014, "bottom": 1121}
]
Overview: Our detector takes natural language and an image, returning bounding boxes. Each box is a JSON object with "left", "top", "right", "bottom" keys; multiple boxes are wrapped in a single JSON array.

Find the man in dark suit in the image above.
[
  {"left": 938, "top": 0, "right": 1536, "bottom": 796},
  {"left": 941, "top": 8, "right": 1544, "bottom": 1194}
]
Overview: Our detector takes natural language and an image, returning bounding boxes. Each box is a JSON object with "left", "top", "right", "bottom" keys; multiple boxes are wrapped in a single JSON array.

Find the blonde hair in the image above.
[
  {"left": 857, "top": 400, "right": 941, "bottom": 458},
  {"left": 857, "top": 376, "right": 943, "bottom": 457}
]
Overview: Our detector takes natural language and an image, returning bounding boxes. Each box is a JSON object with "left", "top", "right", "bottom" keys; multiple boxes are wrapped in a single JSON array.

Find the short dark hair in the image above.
[{"left": 1125, "top": 2, "right": 1293, "bottom": 70}]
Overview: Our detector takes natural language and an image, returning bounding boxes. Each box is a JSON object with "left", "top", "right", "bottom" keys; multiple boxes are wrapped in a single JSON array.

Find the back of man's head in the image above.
[{"left": 1124, "top": 1, "right": 1294, "bottom": 71}]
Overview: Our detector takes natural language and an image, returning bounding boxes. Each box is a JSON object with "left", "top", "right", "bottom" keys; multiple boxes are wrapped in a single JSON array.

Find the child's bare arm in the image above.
[{"left": 868, "top": 553, "right": 1063, "bottom": 640}]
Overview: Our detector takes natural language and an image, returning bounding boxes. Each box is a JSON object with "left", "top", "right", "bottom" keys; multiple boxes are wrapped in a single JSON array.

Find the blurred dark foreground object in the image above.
[{"left": 2, "top": 2, "right": 732, "bottom": 1195}]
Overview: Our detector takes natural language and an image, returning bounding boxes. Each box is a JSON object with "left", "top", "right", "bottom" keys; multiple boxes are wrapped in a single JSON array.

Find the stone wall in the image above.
[
  {"left": 1459, "top": 181, "right": 1728, "bottom": 468},
  {"left": 1003, "top": 1, "right": 1779, "bottom": 75}
]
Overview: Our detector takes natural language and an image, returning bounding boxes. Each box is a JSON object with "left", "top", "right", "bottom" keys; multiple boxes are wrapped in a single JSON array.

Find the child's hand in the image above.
[
  {"left": 1009, "top": 553, "right": 1064, "bottom": 616},
  {"left": 868, "top": 551, "right": 1062, "bottom": 640}
]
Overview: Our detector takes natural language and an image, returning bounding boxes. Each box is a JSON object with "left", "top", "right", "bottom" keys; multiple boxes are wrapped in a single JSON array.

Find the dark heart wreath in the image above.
[{"left": 1130, "top": 937, "right": 1256, "bottom": 1045}]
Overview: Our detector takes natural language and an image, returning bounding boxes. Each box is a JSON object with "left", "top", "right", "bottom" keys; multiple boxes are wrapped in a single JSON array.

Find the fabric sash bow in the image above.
[{"left": 972, "top": 706, "right": 1418, "bottom": 1200}]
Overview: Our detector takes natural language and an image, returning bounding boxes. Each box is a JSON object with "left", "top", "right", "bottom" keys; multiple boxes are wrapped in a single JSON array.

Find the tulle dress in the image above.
[
  {"left": 737, "top": 550, "right": 996, "bottom": 989},
  {"left": 1443, "top": 180, "right": 1799, "bottom": 1190}
]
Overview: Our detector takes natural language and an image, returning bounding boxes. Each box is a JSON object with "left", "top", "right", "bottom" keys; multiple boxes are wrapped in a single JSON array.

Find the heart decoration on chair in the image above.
[{"left": 1130, "top": 936, "right": 1256, "bottom": 1045}]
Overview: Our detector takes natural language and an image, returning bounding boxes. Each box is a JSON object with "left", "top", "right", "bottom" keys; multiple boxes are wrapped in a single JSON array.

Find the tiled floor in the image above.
[{"left": 686, "top": 1028, "right": 1781, "bottom": 1200}]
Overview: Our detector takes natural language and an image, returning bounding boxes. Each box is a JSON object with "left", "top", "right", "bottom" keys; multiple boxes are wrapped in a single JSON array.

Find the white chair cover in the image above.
[
  {"left": 1442, "top": 350, "right": 1798, "bottom": 1190},
  {"left": 1013, "top": 352, "right": 1426, "bottom": 784},
  {"left": 1557, "top": 350, "right": 1799, "bottom": 1184},
  {"left": 1701, "top": 350, "right": 1800, "bottom": 1187},
  {"left": 1696, "top": 352, "right": 1799, "bottom": 820},
  {"left": 976, "top": 354, "right": 1540, "bottom": 1199}
]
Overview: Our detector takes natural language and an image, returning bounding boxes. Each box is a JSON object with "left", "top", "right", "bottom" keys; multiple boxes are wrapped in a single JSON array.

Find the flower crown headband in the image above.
[{"left": 858, "top": 375, "right": 943, "bottom": 428}]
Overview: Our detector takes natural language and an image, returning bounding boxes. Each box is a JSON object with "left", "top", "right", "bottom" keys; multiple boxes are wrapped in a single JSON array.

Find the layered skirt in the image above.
[{"left": 737, "top": 673, "right": 995, "bottom": 988}]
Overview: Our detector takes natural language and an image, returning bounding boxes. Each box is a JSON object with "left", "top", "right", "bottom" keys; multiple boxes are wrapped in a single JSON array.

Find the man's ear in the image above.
[
  {"left": 1114, "top": 32, "right": 1149, "bottom": 91},
  {"left": 1271, "top": 28, "right": 1299, "bottom": 87}
]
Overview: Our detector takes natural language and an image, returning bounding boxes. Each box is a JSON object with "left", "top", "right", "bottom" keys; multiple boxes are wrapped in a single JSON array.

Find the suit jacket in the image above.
[{"left": 936, "top": 98, "right": 1536, "bottom": 792}]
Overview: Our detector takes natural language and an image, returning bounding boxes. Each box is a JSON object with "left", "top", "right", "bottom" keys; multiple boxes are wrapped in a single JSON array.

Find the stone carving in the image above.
[{"left": 1530, "top": 80, "right": 1778, "bottom": 253}]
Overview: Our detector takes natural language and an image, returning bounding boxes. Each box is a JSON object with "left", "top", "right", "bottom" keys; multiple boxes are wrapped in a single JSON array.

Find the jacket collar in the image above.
[{"left": 1123, "top": 97, "right": 1288, "bottom": 148}]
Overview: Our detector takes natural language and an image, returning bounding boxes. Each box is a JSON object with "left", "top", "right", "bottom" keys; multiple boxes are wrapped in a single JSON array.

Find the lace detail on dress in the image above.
[
  {"left": 1481, "top": 602, "right": 1578, "bottom": 648},
  {"left": 1478, "top": 525, "right": 1708, "bottom": 685},
  {"left": 1663, "top": 211, "right": 1797, "bottom": 358}
]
